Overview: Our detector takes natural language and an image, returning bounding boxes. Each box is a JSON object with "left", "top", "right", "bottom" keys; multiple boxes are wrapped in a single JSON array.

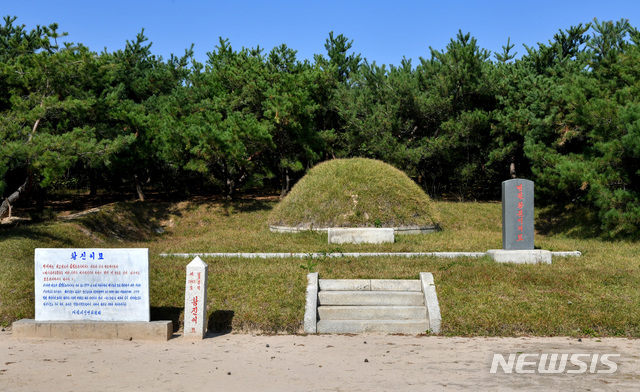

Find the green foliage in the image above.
[
  {"left": 495, "top": 20, "right": 640, "bottom": 237},
  {"left": 264, "top": 44, "right": 325, "bottom": 194},
  {"left": 314, "top": 31, "right": 362, "bottom": 85},
  {"left": 494, "top": 37, "right": 517, "bottom": 63},
  {"left": 0, "top": 19, "right": 132, "bottom": 205},
  {"left": 414, "top": 31, "right": 498, "bottom": 197},
  {"left": 4, "top": 15, "right": 640, "bottom": 237},
  {"left": 154, "top": 38, "right": 275, "bottom": 197}
]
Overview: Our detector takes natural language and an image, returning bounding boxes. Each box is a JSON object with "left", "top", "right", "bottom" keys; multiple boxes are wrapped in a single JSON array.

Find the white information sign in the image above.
[{"left": 35, "top": 248, "right": 150, "bottom": 322}]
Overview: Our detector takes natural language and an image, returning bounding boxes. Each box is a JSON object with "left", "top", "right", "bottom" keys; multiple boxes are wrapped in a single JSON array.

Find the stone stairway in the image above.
[{"left": 304, "top": 273, "right": 441, "bottom": 334}]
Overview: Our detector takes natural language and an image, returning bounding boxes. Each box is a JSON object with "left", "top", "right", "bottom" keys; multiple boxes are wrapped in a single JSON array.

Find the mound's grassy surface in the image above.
[{"left": 268, "top": 158, "right": 439, "bottom": 229}]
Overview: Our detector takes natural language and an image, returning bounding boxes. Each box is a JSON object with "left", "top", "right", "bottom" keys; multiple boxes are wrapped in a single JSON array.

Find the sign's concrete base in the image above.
[
  {"left": 487, "top": 249, "right": 552, "bottom": 264},
  {"left": 12, "top": 319, "right": 172, "bottom": 341}
]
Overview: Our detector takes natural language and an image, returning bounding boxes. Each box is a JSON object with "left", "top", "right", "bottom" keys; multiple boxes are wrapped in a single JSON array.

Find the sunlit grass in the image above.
[{"left": 1, "top": 197, "right": 639, "bottom": 336}]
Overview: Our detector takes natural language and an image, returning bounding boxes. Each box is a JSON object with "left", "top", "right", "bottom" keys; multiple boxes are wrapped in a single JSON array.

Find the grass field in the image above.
[{"left": 1, "top": 196, "right": 639, "bottom": 337}]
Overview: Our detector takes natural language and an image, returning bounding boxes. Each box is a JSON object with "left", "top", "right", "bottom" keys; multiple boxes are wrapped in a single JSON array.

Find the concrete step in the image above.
[
  {"left": 319, "top": 279, "right": 421, "bottom": 292},
  {"left": 318, "top": 291, "right": 424, "bottom": 306},
  {"left": 318, "top": 306, "right": 427, "bottom": 320},
  {"left": 316, "top": 319, "right": 430, "bottom": 334}
]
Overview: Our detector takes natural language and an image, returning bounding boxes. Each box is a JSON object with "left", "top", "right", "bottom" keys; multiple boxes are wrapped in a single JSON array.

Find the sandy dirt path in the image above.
[{"left": 1, "top": 331, "right": 639, "bottom": 391}]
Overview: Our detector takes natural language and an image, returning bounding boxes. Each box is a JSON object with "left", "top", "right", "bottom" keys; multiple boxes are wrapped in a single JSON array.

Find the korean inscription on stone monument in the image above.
[{"left": 501, "top": 179, "right": 534, "bottom": 250}]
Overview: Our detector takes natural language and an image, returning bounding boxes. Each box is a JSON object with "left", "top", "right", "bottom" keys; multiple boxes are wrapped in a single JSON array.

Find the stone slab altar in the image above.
[
  {"left": 486, "top": 249, "right": 552, "bottom": 264},
  {"left": 328, "top": 228, "right": 394, "bottom": 244}
]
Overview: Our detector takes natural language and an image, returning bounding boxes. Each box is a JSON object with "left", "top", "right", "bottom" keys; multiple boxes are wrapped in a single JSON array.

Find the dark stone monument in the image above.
[{"left": 502, "top": 179, "right": 534, "bottom": 250}]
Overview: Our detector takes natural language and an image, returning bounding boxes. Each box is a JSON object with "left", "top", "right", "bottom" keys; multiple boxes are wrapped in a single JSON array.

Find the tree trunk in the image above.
[
  {"left": 280, "top": 169, "right": 291, "bottom": 198},
  {"left": 509, "top": 162, "right": 517, "bottom": 179},
  {"left": 225, "top": 178, "right": 235, "bottom": 200},
  {"left": 0, "top": 175, "right": 33, "bottom": 219},
  {"left": 224, "top": 172, "right": 247, "bottom": 200},
  {"left": 1, "top": 103, "right": 42, "bottom": 219},
  {"left": 35, "top": 186, "right": 46, "bottom": 212},
  {"left": 89, "top": 168, "right": 97, "bottom": 196},
  {"left": 134, "top": 174, "right": 145, "bottom": 201}
]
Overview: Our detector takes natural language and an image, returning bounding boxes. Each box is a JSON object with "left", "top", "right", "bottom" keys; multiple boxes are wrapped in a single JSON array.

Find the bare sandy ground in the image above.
[{"left": 1, "top": 330, "right": 638, "bottom": 391}]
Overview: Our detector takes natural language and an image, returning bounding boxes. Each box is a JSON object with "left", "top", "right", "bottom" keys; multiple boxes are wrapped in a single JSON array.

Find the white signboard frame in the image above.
[{"left": 35, "top": 248, "right": 150, "bottom": 322}]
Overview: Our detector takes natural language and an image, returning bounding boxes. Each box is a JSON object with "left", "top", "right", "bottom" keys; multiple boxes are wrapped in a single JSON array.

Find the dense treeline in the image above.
[{"left": 2, "top": 16, "right": 640, "bottom": 237}]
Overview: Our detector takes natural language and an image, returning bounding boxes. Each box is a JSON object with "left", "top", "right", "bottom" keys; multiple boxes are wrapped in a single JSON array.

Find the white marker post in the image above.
[{"left": 184, "top": 256, "right": 208, "bottom": 339}]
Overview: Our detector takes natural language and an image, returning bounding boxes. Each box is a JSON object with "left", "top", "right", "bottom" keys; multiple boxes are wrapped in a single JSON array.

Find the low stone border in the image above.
[
  {"left": 420, "top": 273, "right": 441, "bottom": 334},
  {"left": 161, "top": 251, "right": 581, "bottom": 259},
  {"left": 303, "top": 272, "right": 318, "bottom": 334},
  {"left": 161, "top": 252, "right": 486, "bottom": 259},
  {"left": 269, "top": 224, "right": 440, "bottom": 235}
]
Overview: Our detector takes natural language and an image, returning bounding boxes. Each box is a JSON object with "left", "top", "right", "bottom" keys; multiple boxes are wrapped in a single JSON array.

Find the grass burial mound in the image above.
[{"left": 268, "top": 158, "right": 439, "bottom": 231}]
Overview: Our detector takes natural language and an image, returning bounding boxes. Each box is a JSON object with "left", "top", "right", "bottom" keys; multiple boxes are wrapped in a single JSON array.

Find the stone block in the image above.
[
  {"left": 118, "top": 321, "right": 173, "bottom": 340},
  {"left": 370, "top": 279, "right": 421, "bottom": 292},
  {"left": 319, "top": 279, "right": 370, "bottom": 291},
  {"left": 50, "top": 321, "right": 96, "bottom": 339},
  {"left": 487, "top": 249, "right": 552, "bottom": 264},
  {"left": 501, "top": 179, "right": 535, "bottom": 250},
  {"left": 316, "top": 319, "right": 430, "bottom": 334},
  {"left": 318, "top": 305, "right": 427, "bottom": 320},
  {"left": 318, "top": 291, "right": 424, "bottom": 306},
  {"left": 303, "top": 272, "right": 318, "bottom": 334},
  {"left": 420, "top": 273, "right": 441, "bottom": 334},
  {"left": 328, "top": 228, "right": 394, "bottom": 244},
  {"left": 93, "top": 322, "right": 120, "bottom": 339},
  {"left": 12, "top": 319, "right": 172, "bottom": 341}
]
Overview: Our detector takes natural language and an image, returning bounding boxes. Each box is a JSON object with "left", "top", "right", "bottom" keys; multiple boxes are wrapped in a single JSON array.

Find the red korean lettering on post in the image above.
[
  {"left": 516, "top": 183, "right": 524, "bottom": 242},
  {"left": 191, "top": 296, "right": 198, "bottom": 323}
]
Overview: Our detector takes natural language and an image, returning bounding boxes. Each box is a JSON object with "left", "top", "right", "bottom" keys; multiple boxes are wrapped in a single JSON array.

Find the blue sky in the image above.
[{"left": 4, "top": 1, "right": 638, "bottom": 67}]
